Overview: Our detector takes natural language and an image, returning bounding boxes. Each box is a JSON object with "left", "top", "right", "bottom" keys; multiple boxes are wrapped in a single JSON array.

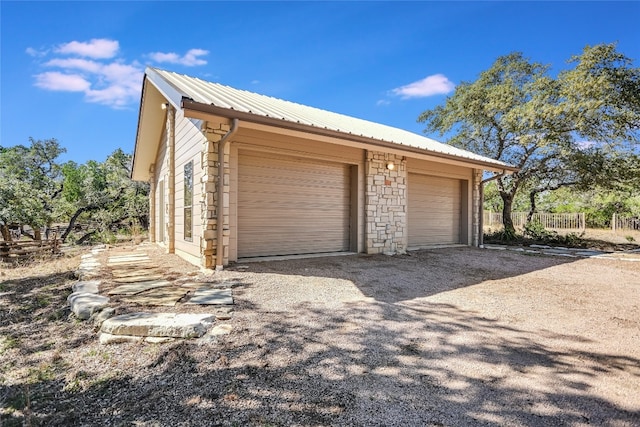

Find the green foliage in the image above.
[
  {"left": 483, "top": 181, "right": 530, "bottom": 212},
  {"left": 1, "top": 138, "right": 148, "bottom": 243},
  {"left": 523, "top": 220, "right": 554, "bottom": 240},
  {"left": 0, "top": 138, "right": 65, "bottom": 233},
  {"left": 421, "top": 43, "right": 640, "bottom": 238},
  {"left": 59, "top": 148, "right": 149, "bottom": 242},
  {"left": 485, "top": 224, "right": 586, "bottom": 248}
]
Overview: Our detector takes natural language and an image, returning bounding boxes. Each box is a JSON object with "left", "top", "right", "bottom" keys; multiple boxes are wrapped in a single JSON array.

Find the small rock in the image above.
[
  {"left": 91, "top": 307, "right": 116, "bottom": 328},
  {"left": 72, "top": 280, "right": 101, "bottom": 294},
  {"left": 145, "top": 336, "right": 175, "bottom": 344},
  {"left": 210, "top": 324, "right": 233, "bottom": 336},
  {"left": 214, "top": 306, "right": 234, "bottom": 320},
  {"left": 67, "top": 292, "right": 110, "bottom": 320},
  {"left": 98, "top": 332, "right": 143, "bottom": 345},
  {"left": 529, "top": 244, "right": 552, "bottom": 249}
]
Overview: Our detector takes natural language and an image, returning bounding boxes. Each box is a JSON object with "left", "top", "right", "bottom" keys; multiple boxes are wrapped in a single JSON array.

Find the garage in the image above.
[
  {"left": 408, "top": 173, "right": 461, "bottom": 247},
  {"left": 237, "top": 150, "right": 352, "bottom": 258}
]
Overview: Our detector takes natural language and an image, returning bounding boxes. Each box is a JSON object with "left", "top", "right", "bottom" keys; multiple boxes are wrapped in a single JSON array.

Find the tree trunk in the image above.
[
  {"left": 34, "top": 227, "right": 42, "bottom": 241},
  {"left": 527, "top": 190, "right": 540, "bottom": 223},
  {"left": 21, "top": 226, "right": 35, "bottom": 240},
  {"left": 1, "top": 224, "right": 11, "bottom": 242},
  {"left": 77, "top": 230, "right": 97, "bottom": 245},
  {"left": 61, "top": 207, "right": 89, "bottom": 242},
  {"left": 501, "top": 193, "right": 517, "bottom": 239}
]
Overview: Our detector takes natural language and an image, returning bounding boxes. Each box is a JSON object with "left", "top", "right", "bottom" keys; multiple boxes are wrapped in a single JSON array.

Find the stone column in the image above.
[
  {"left": 365, "top": 151, "right": 407, "bottom": 255},
  {"left": 200, "top": 122, "right": 232, "bottom": 269},
  {"left": 472, "top": 169, "right": 483, "bottom": 247},
  {"left": 148, "top": 164, "right": 156, "bottom": 243}
]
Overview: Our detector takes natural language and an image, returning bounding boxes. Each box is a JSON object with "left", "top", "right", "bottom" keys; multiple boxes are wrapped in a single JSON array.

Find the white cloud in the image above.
[
  {"left": 45, "top": 58, "right": 102, "bottom": 73},
  {"left": 31, "top": 38, "right": 143, "bottom": 108},
  {"left": 34, "top": 72, "right": 91, "bottom": 92},
  {"left": 55, "top": 38, "right": 120, "bottom": 59},
  {"left": 26, "top": 47, "right": 48, "bottom": 57},
  {"left": 391, "top": 74, "right": 455, "bottom": 98},
  {"left": 376, "top": 99, "right": 390, "bottom": 107},
  {"left": 148, "top": 48, "right": 209, "bottom": 66}
]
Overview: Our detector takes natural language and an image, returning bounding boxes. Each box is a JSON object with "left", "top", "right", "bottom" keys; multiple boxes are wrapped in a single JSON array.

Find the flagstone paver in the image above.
[
  {"left": 70, "top": 246, "right": 237, "bottom": 343},
  {"left": 120, "top": 287, "right": 188, "bottom": 306},
  {"left": 113, "top": 274, "right": 165, "bottom": 283},
  {"left": 106, "top": 261, "right": 153, "bottom": 268},
  {"left": 107, "top": 280, "right": 172, "bottom": 295},
  {"left": 107, "top": 257, "right": 151, "bottom": 264},
  {"left": 484, "top": 244, "right": 640, "bottom": 261},
  {"left": 111, "top": 270, "right": 162, "bottom": 280},
  {"left": 100, "top": 312, "right": 215, "bottom": 338},
  {"left": 186, "top": 287, "right": 233, "bottom": 305},
  {"left": 108, "top": 253, "right": 150, "bottom": 259}
]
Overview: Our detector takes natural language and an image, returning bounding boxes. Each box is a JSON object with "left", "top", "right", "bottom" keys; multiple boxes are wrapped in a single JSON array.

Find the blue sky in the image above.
[{"left": 2, "top": 1, "right": 639, "bottom": 164}]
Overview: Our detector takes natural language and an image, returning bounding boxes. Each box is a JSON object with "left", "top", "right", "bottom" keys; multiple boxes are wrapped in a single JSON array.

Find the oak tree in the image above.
[{"left": 419, "top": 43, "right": 640, "bottom": 238}]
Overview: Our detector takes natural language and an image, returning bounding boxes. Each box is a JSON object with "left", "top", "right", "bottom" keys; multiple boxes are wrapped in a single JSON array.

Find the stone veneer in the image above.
[
  {"left": 200, "top": 122, "right": 231, "bottom": 269},
  {"left": 472, "top": 169, "right": 482, "bottom": 247},
  {"left": 365, "top": 151, "right": 407, "bottom": 255}
]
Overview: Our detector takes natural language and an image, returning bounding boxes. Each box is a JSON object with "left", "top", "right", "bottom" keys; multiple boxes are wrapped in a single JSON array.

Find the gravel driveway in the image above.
[
  {"left": 3, "top": 246, "right": 639, "bottom": 426},
  {"left": 197, "top": 247, "right": 639, "bottom": 426}
]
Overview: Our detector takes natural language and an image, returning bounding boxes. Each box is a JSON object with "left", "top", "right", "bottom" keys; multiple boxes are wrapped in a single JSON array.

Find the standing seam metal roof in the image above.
[{"left": 149, "top": 67, "right": 512, "bottom": 169}]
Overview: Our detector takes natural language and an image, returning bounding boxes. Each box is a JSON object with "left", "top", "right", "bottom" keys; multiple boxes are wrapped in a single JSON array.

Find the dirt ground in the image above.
[{"left": 1, "top": 244, "right": 639, "bottom": 426}]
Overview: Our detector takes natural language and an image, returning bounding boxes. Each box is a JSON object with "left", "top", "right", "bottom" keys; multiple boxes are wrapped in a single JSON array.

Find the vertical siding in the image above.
[{"left": 173, "top": 109, "right": 205, "bottom": 260}]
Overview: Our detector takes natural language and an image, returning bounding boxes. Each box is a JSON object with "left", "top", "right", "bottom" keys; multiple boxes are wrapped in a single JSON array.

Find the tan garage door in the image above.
[
  {"left": 408, "top": 173, "right": 461, "bottom": 247},
  {"left": 238, "top": 151, "right": 351, "bottom": 258}
]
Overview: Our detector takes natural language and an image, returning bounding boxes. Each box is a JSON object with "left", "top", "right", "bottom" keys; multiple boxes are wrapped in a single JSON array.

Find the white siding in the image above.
[{"left": 173, "top": 109, "right": 205, "bottom": 260}]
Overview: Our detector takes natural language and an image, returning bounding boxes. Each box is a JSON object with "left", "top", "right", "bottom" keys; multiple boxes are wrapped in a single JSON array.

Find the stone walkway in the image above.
[
  {"left": 68, "top": 244, "right": 235, "bottom": 344},
  {"left": 484, "top": 243, "right": 640, "bottom": 261}
]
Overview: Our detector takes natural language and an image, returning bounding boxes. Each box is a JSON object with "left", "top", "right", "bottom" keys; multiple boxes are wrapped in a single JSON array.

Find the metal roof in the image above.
[{"left": 147, "top": 67, "right": 514, "bottom": 170}]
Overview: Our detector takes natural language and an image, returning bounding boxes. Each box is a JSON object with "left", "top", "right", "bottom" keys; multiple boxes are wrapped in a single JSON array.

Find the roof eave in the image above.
[{"left": 181, "top": 98, "right": 518, "bottom": 173}]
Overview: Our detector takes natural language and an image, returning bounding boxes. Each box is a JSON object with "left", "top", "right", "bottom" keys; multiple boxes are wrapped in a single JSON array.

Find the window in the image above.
[{"left": 184, "top": 161, "right": 193, "bottom": 240}]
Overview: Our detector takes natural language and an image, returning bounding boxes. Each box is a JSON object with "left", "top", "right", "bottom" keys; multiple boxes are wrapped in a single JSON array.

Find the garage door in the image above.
[
  {"left": 238, "top": 151, "right": 351, "bottom": 258},
  {"left": 408, "top": 173, "right": 461, "bottom": 247}
]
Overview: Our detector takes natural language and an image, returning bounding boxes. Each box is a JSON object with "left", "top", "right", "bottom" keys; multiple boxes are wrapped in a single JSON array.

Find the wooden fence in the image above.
[
  {"left": 0, "top": 239, "right": 62, "bottom": 260},
  {"left": 484, "top": 211, "right": 586, "bottom": 230},
  {"left": 612, "top": 214, "right": 640, "bottom": 231}
]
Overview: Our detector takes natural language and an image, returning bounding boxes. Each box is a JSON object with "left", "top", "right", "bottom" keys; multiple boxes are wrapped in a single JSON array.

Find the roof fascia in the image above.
[{"left": 145, "top": 67, "right": 186, "bottom": 110}]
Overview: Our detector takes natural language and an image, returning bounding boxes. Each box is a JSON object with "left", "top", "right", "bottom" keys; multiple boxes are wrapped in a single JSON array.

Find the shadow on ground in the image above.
[
  {"left": 3, "top": 299, "right": 639, "bottom": 426},
  {"left": 239, "top": 247, "right": 578, "bottom": 303}
]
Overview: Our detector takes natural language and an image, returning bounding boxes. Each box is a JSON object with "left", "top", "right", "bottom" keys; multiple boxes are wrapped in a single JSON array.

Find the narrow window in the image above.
[{"left": 184, "top": 161, "right": 193, "bottom": 241}]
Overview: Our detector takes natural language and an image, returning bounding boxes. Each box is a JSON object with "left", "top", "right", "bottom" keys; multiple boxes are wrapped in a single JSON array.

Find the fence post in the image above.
[{"left": 612, "top": 213, "right": 616, "bottom": 232}]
